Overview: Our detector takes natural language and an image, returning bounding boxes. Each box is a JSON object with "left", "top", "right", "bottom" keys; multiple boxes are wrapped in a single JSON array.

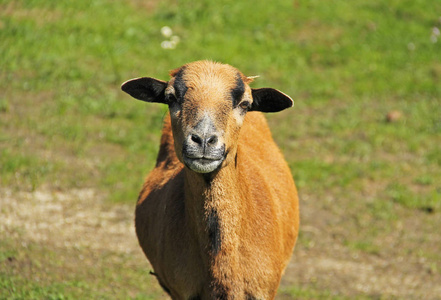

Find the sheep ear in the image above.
[
  {"left": 121, "top": 77, "right": 167, "bottom": 103},
  {"left": 250, "top": 88, "right": 294, "bottom": 112}
]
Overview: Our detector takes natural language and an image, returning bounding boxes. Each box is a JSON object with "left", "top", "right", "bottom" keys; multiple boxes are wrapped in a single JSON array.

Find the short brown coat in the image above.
[{"left": 123, "top": 61, "right": 299, "bottom": 299}]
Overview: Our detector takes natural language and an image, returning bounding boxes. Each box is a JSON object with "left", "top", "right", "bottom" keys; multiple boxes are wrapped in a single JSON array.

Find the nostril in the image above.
[
  {"left": 206, "top": 135, "right": 218, "bottom": 145},
  {"left": 189, "top": 133, "right": 218, "bottom": 148},
  {"left": 191, "top": 134, "right": 203, "bottom": 145}
]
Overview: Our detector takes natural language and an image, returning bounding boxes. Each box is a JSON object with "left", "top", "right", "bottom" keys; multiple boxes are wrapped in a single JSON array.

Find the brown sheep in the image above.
[{"left": 121, "top": 60, "right": 299, "bottom": 300}]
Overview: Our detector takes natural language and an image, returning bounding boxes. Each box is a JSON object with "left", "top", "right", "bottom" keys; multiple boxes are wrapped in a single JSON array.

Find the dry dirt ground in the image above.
[{"left": 1, "top": 188, "right": 440, "bottom": 299}]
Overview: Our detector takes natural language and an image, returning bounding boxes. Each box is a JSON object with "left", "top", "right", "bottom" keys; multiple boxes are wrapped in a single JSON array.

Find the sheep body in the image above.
[{"left": 122, "top": 61, "right": 299, "bottom": 299}]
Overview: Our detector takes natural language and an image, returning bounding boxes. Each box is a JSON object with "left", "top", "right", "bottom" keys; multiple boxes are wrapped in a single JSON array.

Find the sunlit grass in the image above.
[{"left": 1, "top": 0, "right": 440, "bottom": 297}]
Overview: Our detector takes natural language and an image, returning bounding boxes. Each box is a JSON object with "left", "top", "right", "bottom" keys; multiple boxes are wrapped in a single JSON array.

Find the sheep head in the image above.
[{"left": 121, "top": 60, "right": 293, "bottom": 174}]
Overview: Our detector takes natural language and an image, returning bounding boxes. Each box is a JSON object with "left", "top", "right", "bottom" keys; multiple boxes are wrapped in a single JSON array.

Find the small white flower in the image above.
[
  {"left": 407, "top": 42, "right": 415, "bottom": 51},
  {"left": 161, "top": 41, "right": 176, "bottom": 49},
  {"left": 171, "top": 35, "right": 180, "bottom": 44},
  {"left": 432, "top": 27, "right": 440, "bottom": 36},
  {"left": 169, "top": 41, "right": 178, "bottom": 49},
  {"left": 161, "top": 41, "right": 171, "bottom": 49},
  {"left": 161, "top": 26, "right": 173, "bottom": 38}
]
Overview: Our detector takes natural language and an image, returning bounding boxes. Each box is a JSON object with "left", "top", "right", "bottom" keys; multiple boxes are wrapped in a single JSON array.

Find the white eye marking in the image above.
[{"left": 165, "top": 85, "right": 176, "bottom": 97}]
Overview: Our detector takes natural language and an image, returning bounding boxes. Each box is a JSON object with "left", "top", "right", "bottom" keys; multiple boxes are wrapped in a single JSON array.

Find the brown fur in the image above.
[{"left": 127, "top": 61, "right": 299, "bottom": 299}]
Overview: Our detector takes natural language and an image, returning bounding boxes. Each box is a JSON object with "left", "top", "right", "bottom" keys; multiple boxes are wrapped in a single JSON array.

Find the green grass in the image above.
[
  {"left": 0, "top": 239, "right": 162, "bottom": 299},
  {"left": 1, "top": 0, "right": 441, "bottom": 298},
  {"left": 279, "top": 286, "right": 351, "bottom": 300}
]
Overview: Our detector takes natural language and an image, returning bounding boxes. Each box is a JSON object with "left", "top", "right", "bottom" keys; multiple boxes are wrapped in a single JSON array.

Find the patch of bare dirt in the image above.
[{"left": 1, "top": 188, "right": 138, "bottom": 254}]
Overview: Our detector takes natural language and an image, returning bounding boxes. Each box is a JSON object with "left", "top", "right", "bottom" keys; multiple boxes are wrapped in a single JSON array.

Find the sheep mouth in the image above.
[{"left": 183, "top": 155, "right": 224, "bottom": 174}]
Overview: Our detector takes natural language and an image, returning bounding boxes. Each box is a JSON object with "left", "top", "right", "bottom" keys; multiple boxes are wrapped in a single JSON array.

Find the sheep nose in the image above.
[
  {"left": 184, "top": 131, "right": 225, "bottom": 161},
  {"left": 190, "top": 133, "right": 218, "bottom": 148}
]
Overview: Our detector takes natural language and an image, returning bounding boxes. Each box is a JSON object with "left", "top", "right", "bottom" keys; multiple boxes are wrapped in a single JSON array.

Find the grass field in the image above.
[{"left": 1, "top": 0, "right": 441, "bottom": 298}]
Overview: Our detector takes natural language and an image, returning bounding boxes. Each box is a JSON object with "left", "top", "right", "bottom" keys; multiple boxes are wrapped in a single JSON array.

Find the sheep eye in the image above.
[
  {"left": 165, "top": 93, "right": 177, "bottom": 104},
  {"left": 165, "top": 85, "right": 179, "bottom": 105},
  {"left": 239, "top": 101, "right": 251, "bottom": 110}
]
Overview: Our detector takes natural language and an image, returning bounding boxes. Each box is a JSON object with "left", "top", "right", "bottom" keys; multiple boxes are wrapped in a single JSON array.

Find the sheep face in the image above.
[
  {"left": 121, "top": 60, "right": 294, "bottom": 174},
  {"left": 165, "top": 62, "right": 254, "bottom": 174}
]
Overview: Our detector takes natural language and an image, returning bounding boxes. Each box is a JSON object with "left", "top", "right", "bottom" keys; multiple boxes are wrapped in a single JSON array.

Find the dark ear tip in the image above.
[
  {"left": 286, "top": 95, "right": 294, "bottom": 108},
  {"left": 120, "top": 80, "right": 128, "bottom": 91},
  {"left": 120, "top": 78, "right": 140, "bottom": 93},
  {"left": 279, "top": 90, "right": 294, "bottom": 109}
]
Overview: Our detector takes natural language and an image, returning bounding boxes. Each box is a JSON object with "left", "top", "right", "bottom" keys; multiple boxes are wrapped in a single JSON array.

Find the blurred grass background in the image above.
[{"left": 1, "top": 0, "right": 440, "bottom": 298}]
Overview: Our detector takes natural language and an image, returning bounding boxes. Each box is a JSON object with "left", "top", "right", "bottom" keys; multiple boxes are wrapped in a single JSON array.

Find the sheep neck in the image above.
[{"left": 183, "top": 159, "right": 245, "bottom": 292}]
